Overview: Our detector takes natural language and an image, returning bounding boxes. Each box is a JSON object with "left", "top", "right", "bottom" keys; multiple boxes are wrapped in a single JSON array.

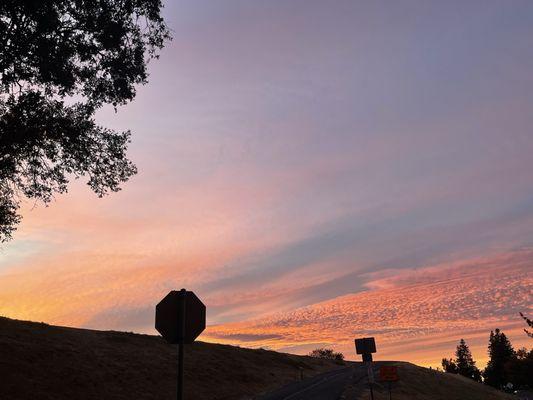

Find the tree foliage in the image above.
[
  {"left": 0, "top": 0, "right": 170, "bottom": 241},
  {"left": 441, "top": 357, "right": 458, "bottom": 374},
  {"left": 308, "top": 347, "right": 345, "bottom": 361},
  {"left": 444, "top": 324, "right": 533, "bottom": 390},
  {"left": 441, "top": 339, "right": 481, "bottom": 381},
  {"left": 520, "top": 312, "right": 533, "bottom": 339},
  {"left": 505, "top": 347, "right": 533, "bottom": 389},
  {"left": 483, "top": 329, "right": 515, "bottom": 388},
  {"left": 455, "top": 339, "right": 482, "bottom": 381}
]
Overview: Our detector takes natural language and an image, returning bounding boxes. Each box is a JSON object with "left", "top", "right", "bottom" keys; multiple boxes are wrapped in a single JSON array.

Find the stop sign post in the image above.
[{"left": 156, "top": 289, "right": 206, "bottom": 400}]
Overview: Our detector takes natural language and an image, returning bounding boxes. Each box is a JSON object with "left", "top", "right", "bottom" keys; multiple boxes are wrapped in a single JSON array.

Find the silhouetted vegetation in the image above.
[
  {"left": 308, "top": 347, "right": 345, "bottom": 362},
  {"left": 441, "top": 339, "right": 481, "bottom": 381},
  {"left": 483, "top": 328, "right": 533, "bottom": 391},
  {"left": 0, "top": 0, "right": 170, "bottom": 241},
  {"left": 483, "top": 329, "right": 516, "bottom": 388},
  {"left": 505, "top": 347, "right": 533, "bottom": 390},
  {"left": 520, "top": 312, "right": 533, "bottom": 338},
  {"left": 443, "top": 323, "right": 533, "bottom": 393},
  {"left": 441, "top": 358, "right": 458, "bottom": 373}
]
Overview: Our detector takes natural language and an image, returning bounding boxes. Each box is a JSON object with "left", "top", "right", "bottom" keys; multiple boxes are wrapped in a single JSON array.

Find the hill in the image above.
[
  {"left": 0, "top": 317, "right": 340, "bottom": 400},
  {"left": 342, "top": 361, "right": 514, "bottom": 400},
  {"left": 0, "top": 317, "right": 516, "bottom": 400}
]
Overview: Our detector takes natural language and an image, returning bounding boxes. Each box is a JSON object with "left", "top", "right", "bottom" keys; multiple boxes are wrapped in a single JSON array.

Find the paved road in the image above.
[{"left": 256, "top": 367, "right": 355, "bottom": 400}]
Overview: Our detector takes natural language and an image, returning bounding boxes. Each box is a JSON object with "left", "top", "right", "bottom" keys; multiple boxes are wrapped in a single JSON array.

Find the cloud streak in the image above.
[
  {"left": 205, "top": 248, "right": 533, "bottom": 367},
  {"left": 1, "top": 0, "right": 533, "bottom": 369}
]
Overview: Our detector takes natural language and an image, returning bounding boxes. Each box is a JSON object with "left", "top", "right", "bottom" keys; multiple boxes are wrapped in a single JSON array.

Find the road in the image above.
[{"left": 256, "top": 365, "right": 363, "bottom": 400}]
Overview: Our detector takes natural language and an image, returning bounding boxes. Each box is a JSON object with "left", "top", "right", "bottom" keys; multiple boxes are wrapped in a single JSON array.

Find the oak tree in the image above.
[{"left": 0, "top": 0, "right": 170, "bottom": 241}]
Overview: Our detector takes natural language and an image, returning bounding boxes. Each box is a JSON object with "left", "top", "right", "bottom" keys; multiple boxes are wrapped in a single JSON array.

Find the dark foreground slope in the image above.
[
  {"left": 342, "top": 361, "right": 514, "bottom": 400},
  {"left": 0, "top": 317, "right": 516, "bottom": 400},
  {"left": 0, "top": 317, "right": 339, "bottom": 400}
]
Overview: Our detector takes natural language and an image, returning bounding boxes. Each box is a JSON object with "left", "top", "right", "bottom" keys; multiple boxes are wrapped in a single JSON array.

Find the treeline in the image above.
[{"left": 442, "top": 321, "right": 532, "bottom": 392}]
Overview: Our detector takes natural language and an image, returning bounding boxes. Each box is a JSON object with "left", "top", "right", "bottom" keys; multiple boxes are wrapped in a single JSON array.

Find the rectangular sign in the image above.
[
  {"left": 355, "top": 337, "right": 376, "bottom": 354},
  {"left": 379, "top": 365, "right": 399, "bottom": 382}
]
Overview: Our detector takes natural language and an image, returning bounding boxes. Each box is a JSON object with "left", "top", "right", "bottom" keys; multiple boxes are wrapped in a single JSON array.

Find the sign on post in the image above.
[
  {"left": 355, "top": 337, "right": 376, "bottom": 356},
  {"left": 379, "top": 365, "right": 398, "bottom": 400},
  {"left": 156, "top": 290, "right": 206, "bottom": 344},
  {"left": 156, "top": 289, "right": 206, "bottom": 400},
  {"left": 355, "top": 337, "right": 377, "bottom": 400},
  {"left": 379, "top": 365, "right": 399, "bottom": 382}
]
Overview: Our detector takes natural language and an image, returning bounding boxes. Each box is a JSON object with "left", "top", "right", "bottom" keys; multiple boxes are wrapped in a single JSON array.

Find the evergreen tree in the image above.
[
  {"left": 506, "top": 348, "right": 533, "bottom": 389},
  {"left": 442, "top": 339, "right": 481, "bottom": 381},
  {"left": 455, "top": 339, "right": 482, "bottom": 381},
  {"left": 441, "top": 357, "right": 458, "bottom": 373},
  {"left": 483, "top": 329, "right": 515, "bottom": 388}
]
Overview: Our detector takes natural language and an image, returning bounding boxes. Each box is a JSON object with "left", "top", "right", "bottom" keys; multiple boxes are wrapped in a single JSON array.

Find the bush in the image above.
[{"left": 308, "top": 347, "right": 344, "bottom": 361}]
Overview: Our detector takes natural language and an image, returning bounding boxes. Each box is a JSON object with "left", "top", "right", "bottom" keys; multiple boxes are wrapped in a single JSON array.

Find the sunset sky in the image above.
[{"left": 1, "top": 0, "right": 532, "bottom": 368}]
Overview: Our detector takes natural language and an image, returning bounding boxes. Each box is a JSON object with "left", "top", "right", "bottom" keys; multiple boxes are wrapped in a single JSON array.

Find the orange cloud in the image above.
[{"left": 204, "top": 248, "right": 533, "bottom": 368}]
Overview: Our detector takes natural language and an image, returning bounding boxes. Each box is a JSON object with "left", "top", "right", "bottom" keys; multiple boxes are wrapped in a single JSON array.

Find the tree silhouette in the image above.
[
  {"left": 308, "top": 348, "right": 344, "bottom": 361},
  {"left": 520, "top": 312, "right": 533, "bottom": 338},
  {"left": 506, "top": 347, "right": 533, "bottom": 389},
  {"left": 455, "top": 339, "right": 482, "bottom": 382},
  {"left": 441, "top": 357, "right": 458, "bottom": 374},
  {"left": 0, "top": 0, "right": 170, "bottom": 241},
  {"left": 441, "top": 339, "right": 481, "bottom": 381},
  {"left": 483, "top": 329, "right": 515, "bottom": 388}
]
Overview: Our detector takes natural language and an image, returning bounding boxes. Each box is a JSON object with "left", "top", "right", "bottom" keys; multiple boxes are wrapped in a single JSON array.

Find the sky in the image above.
[{"left": 1, "top": 0, "right": 532, "bottom": 368}]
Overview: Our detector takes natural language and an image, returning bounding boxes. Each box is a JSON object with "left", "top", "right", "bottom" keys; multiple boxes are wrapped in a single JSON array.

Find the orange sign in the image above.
[{"left": 379, "top": 365, "right": 399, "bottom": 381}]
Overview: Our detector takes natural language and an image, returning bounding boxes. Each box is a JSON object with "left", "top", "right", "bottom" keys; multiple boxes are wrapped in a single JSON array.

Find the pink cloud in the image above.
[{"left": 204, "top": 248, "right": 533, "bottom": 367}]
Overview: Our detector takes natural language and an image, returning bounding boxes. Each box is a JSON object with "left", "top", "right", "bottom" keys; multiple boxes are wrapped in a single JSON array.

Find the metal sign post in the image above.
[
  {"left": 379, "top": 365, "right": 399, "bottom": 400},
  {"left": 366, "top": 361, "right": 375, "bottom": 400},
  {"left": 355, "top": 337, "right": 377, "bottom": 400},
  {"left": 177, "top": 289, "right": 186, "bottom": 400},
  {"left": 156, "top": 289, "right": 206, "bottom": 400}
]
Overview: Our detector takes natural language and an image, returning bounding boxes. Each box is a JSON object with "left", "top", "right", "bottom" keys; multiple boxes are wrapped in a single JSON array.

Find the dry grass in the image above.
[
  {"left": 342, "top": 361, "right": 514, "bottom": 400},
  {"left": 2, "top": 317, "right": 514, "bottom": 400},
  {"left": 0, "top": 316, "right": 341, "bottom": 400}
]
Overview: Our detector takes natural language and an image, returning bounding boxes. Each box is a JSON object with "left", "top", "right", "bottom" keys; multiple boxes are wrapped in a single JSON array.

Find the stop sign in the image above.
[{"left": 155, "top": 290, "right": 206, "bottom": 344}]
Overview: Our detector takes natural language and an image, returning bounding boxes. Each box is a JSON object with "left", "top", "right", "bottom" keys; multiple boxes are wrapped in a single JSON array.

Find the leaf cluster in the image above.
[{"left": 0, "top": 0, "right": 170, "bottom": 241}]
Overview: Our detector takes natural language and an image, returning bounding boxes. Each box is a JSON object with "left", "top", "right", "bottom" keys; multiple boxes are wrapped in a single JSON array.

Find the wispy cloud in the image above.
[
  {"left": 1, "top": 0, "right": 533, "bottom": 369},
  {"left": 204, "top": 248, "right": 533, "bottom": 367}
]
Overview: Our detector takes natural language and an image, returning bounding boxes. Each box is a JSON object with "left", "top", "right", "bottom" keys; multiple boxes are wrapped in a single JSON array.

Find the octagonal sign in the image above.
[{"left": 155, "top": 289, "right": 206, "bottom": 344}]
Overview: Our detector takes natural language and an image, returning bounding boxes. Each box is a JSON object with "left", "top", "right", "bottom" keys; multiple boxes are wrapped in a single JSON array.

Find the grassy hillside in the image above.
[
  {"left": 342, "top": 361, "right": 514, "bottom": 400},
  {"left": 1, "top": 317, "right": 517, "bottom": 400},
  {"left": 0, "top": 317, "right": 340, "bottom": 400}
]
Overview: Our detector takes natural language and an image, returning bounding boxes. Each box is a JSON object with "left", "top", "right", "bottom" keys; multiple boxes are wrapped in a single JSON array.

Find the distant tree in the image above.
[
  {"left": 441, "top": 357, "right": 458, "bottom": 374},
  {"left": 516, "top": 347, "right": 530, "bottom": 360},
  {"left": 0, "top": 0, "right": 170, "bottom": 241},
  {"left": 441, "top": 339, "right": 481, "bottom": 381},
  {"left": 505, "top": 348, "right": 533, "bottom": 389},
  {"left": 520, "top": 312, "right": 533, "bottom": 338},
  {"left": 308, "top": 348, "right": 344, "bottom": 361},
  {"left": 483, "top": 329, "right": 515, "bottom": 388},
  {"left": 455, "top": 339, "right": 482, "bottom": 382}
]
